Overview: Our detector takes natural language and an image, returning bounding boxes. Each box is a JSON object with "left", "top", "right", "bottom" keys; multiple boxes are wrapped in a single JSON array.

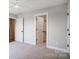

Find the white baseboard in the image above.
[
  {"left": 47, "top": 45, "right": 69, "bottom": 53},
  {"left": 24, "top": 41, "right": 36, "bottom": 45}
]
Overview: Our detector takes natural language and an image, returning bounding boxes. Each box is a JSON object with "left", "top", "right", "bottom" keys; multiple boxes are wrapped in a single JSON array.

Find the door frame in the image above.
[{"left": 34, "top": 12, "right": 48, "bottom": 46}]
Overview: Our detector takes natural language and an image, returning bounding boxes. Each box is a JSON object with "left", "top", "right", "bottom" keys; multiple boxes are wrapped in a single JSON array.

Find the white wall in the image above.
[
  {"left": 24, "top": 16, "right": 36, "bottom": 45},
  {"left": 48, "top": 5, "right": 67, "bottom": 50},
  {"left": 16, "top": 3, "right": 68, "bottom": 51},
  {"left": 9, "top": 13, "right": 16, "bottom": 19}
]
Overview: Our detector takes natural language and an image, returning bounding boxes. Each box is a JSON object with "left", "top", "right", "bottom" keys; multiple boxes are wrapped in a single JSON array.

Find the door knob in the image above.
[{"left": 21, "top": 31, "right": 23, "bottom": 32}]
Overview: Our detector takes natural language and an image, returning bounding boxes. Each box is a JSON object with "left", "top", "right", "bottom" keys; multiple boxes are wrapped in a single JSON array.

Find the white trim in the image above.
[
  {"left": 9, "top": 16, "right": 16, "bottom": 19},
  {"left": 47, "top": 45, "right": 69, "bottom": 53},
  {"left": 34, "top": 12, "right": 48, "bottom": 47},
  {"left": 24, "top": 41, "right": 36, "bottom": 45}
]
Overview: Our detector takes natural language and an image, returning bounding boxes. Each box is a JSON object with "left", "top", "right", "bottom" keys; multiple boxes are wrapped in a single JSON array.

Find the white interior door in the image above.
[{"left": 15, "top": 18, "right": 23, "bottom": 42}]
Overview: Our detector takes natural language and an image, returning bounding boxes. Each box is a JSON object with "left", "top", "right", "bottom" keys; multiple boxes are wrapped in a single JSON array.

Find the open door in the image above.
[
  {"left": 15, "top": 18, "right": 24, "bottom": 42},
  {"left": 9, "top": 18, "right": 15, "bottom": 42}
]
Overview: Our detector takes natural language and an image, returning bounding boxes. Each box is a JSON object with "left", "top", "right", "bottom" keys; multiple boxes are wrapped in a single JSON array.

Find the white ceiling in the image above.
[{"left": 9, "top": 0, "right": 67, "bottom": 15}]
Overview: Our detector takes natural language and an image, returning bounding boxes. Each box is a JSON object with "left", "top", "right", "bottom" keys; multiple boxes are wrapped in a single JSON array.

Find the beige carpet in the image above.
[{"left": 9, "top": 42, "right": 70, "bottom": 59}]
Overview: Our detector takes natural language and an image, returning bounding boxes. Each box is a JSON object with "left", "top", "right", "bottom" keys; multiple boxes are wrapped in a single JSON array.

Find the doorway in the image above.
[
  {"left": 36, "top": 13, "right": 48, "bottom": 47},
  {"left": 9, "top": 18, "right": 15, "bottom": 42}
]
